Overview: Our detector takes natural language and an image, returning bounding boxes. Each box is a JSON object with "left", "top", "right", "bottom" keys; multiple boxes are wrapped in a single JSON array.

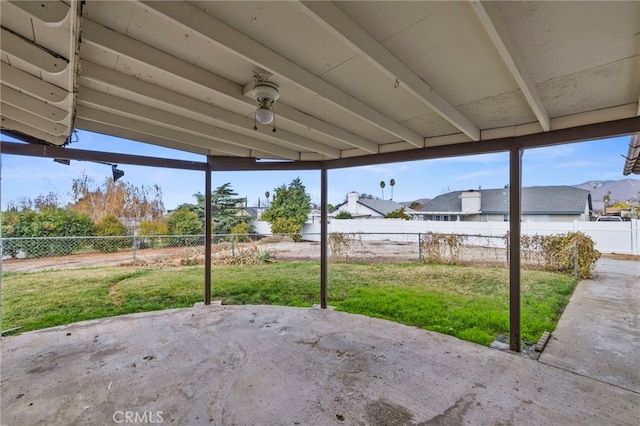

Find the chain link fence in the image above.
[{"left": 2, "top": 232, "right": 569, "bottom": 270}]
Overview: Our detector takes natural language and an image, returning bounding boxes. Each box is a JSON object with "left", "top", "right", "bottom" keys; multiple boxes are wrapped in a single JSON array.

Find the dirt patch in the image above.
[
  {"left": 108, "top": 283, "right": 123, "bottom": 306},
  {"left": 1, "top": 246, "right": 202, "bottom": 273},
  {"left": 601, "top": 253, "right": 640, "bottom": 261}
]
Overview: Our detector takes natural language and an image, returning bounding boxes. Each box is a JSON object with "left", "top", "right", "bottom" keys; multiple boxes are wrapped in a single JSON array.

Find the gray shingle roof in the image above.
[
  {"left": 333, "top": 197, "right": 416, "bottom": 216},
  {"left": 421, "top": 186, "right": 591, "bottom": 215},
  {"left": 357, "top": 199, "right": 409, "bottom": 215}
]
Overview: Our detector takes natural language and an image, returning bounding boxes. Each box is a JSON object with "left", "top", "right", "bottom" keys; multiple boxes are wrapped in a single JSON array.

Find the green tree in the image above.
[
  {"left": 210, "top": 183, "right": 248, "bottom": 234},
  {"left": 230, "top": 221, "right": 254, "bottom": 242},
  {"left": 380, "top": 181, "right": 386, "bottom": 199},
  {"left": 93, "top": 214, "right": 130, "bottom": 253},
  {"left": 167, "top": 207, "right": 203, "bottom": 236},
  {"left": 335, "top": 210, "right": 353, "bottom": 219},
  {"left": 262, "top": 178, "right": 311, "bottom": 239},
  {"left": 137, "top": 219, "right": 170, "bottom": 248},
  {"left": 2, "top": 206, "right": 94, "bottom": 257},
  {"left": 384, "top": 208, "right": 410, "bottom": 220},
  {"left": 177, "top": 183, "right": 248, "bottom": 235},
  {"left": 389, "top": 178, "right": 396, "bottom": 200},
  {"left": 94, "top": 214, "right": 128, "bottom": 236},
  {"left": 138, "top": 220, "right": 169, "bottom": 236}
]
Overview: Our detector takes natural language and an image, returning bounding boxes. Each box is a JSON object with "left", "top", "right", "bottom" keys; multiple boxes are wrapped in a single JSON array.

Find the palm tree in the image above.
[
  {"left": 389, "top": 178, "right": 396, "bottom": 200},
  {"left": 379, "top": 181, "right": 386, "bottom": 199},
  {"left": 264, "top": 191, "right": 270, "bottom": 207}
]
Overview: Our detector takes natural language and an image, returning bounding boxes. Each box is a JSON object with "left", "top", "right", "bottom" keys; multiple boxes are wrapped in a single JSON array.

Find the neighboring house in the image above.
[
  {"left": 421, "top": 186, "right": 592, "bottom": 222},
  {"left": 236, "top": 207, "right": 267, "bottom": 220},
  {"left": 330, "top": 192, "right": 419, "bottom": 219}
]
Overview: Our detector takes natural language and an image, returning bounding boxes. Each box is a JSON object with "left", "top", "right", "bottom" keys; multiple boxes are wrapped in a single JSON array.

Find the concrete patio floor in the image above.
[
  {"left": 539, "top": 258, "right": 640, "bottom": 394},
  {"left": 2, "top": 298, "right": 639, "bottom": 425}
]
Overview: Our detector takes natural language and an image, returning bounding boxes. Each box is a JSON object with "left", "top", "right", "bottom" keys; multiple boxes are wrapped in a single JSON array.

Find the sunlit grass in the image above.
[{"left": 1, "top": 262, "right": 576, "bottom": 346}]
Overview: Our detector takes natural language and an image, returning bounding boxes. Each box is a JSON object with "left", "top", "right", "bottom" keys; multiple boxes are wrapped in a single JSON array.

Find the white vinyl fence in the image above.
[{"left": 253, "top": 219, "right": 639, "bottom": 255}]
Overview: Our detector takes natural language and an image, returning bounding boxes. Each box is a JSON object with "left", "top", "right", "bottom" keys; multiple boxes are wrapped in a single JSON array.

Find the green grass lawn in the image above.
[{"left": 1, "top": 262, "right": 576, "bottom": 346}]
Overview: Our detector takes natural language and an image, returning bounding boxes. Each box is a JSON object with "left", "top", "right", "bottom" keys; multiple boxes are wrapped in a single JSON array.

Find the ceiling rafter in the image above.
[
  {"left": 1, "top": 116, "right": 67, "bottom": 145},
  {"left": 139, "top": 1, "right": 425, "bottom": 148},
  {"left": 1, "top": 102, "right": 67, "bottom": 136},
  {"left": 470, "top": 0, "right": 550, "bottom": 132},
  {"left": 0, "top": 27, "right": 69, "bottom": 73},
  {"left": 7, "top": 0, "right": 70, "bottom": 24},
  {"left": 79, "top": 61, "right": 340, "bottom": 159},
  {"left": 75, "top": 118, "right": 228, "bottom": 158},
  {"left": 76, "top": 105, "right": 252, "bottom": 158},
  {"left": 80, "top": 20, "right": 374, "bottom": 155},
  {"left": 77, "top": 87, "right": 301, "bottom": 160},
  {"left": 297, "top": 1, "right": 480, "bottom": 142},
  {"left": 1, "top": 62, "right": 69, "bottom": 103},
  {"left": 1, "top": 85, "right": 68, "bottom": 122}
]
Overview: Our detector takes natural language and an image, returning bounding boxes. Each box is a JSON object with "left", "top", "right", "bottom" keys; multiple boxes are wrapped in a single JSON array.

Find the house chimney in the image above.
[
  {"left": 347, "top": 192, "right": 359, "bottom": 214},
  {"left": 461, "top": 190, "right": 481, "bottom": 213}
]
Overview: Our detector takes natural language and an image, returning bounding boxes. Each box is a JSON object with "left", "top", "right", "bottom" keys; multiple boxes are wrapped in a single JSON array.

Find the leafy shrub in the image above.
[
  {"left": 329, "top": 232, "right": 362, "bottom": 262},
  {"left": 544, "top": 232, "right": 600, "bottom": 279},
  {"left": 384, "top": 208, "right": 410, "bottom": 220},
  {"left": 1, "top": 207, "right": 94, "bottom": 258},
  {"left": 138, "top": 220, "right": 169, "bottom": 236},
  {"left": 137, "top": 220, "right": 169, "bottom": 248},
  {"left": 508, "top": 231, "right": 600, "bottom": 278},
  {"left": 335, "top": 210, "right": 353, "bottom": 219},
  {"left": 270, "top": 217, "right": 303, "bottom": 242},
  {"left": 421, "top": 232, "right": 467, "bottom": 264},
  {"left": 229, "top": 221, "right": 253, "bottom": 242},
  {"left": 93, "top": 215, "right": 130, "bottom": 253},
  {"left": 167, "top": 207, "right": 203, "bottom": 246}
]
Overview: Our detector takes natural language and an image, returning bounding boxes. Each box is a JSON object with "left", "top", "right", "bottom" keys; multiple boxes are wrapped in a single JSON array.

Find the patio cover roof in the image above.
[
  {"left": 624, "top": 134, "right": 640, "bottom": 175},
  {"left": 1, "top": 0, "right": 639, "bottom": 165}
]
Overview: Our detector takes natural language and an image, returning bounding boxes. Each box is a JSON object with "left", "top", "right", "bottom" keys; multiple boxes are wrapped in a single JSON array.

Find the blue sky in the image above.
[{"left": 1, "top": 130, "right": 635, "bottom": 211}]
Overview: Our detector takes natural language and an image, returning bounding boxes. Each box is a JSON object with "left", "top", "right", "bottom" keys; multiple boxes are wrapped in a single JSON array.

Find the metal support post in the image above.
[
  {"left": 204, "top": 160, "right": 212, "bottom": 305},
  {"left": 509, "top": 147, "right": 522, "bottom": 352},
  {"left": 320, "top": 166, "right": 328, "bottom": 309}
]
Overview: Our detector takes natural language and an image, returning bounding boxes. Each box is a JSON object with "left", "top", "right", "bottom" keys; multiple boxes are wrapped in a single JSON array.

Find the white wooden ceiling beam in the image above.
[
  {"left": 76, "top": 105, "right": 252, "bottom": 158},
  {"left": 77, "top": 87, "right": 301, "bottom": 160},
  {"left": 7, "top": 0, "right": 70, "bottom": 24},
  {"left": 79, "top": 61, "right": 339, "bottom": 159},
  {"left": 1, "top": 117, "right": 68, "bottom": 145},
  {"left": 297, "top": 1, "right": 480, "bottom": 142},
  {"left": 470, "top": 0, "right": 550, "bottom": 131},
  {"left": 81, "top": 20, "right": 375, "bottom": 154},
  {"left": 1, "top": 102, "right": 68, "bottom": 136},
  {"left": 1, "top": 62, "right": 69, "bottom": 103},
  {"left": 0, "top": 27, "right": 68, "bottom": 73},
  {"left": 1, "top": 85, "right": 68, "bottom": 122},
  {"left": 140, "top": 1, "right": 424, "bottom": 147},
  {"left": 75, "top": 119, "right": 213, "bottom": 156}
]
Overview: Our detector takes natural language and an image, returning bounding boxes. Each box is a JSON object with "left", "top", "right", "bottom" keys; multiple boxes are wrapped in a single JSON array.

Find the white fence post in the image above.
[{"left": 632, "top": 219, "right": 639, "bottom": 255}]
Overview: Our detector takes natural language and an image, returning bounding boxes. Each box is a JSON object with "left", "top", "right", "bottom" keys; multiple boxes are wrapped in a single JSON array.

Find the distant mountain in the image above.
[{"left": 573, "top": 179, "right": 640, "bottom": 204}]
